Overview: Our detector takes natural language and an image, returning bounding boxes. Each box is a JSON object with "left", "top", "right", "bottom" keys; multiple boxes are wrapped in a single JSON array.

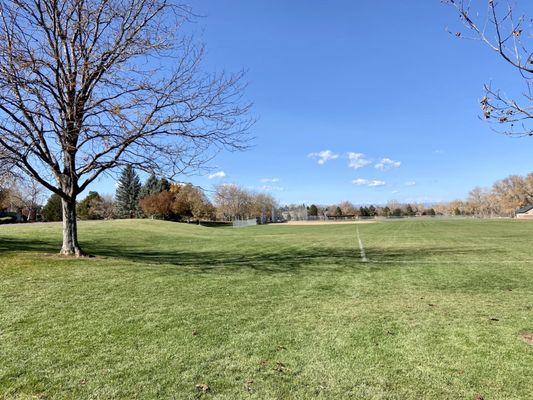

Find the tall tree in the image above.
[
  {"left": 115, "top": 166, "right": 141, "bottom": 218},
  {"left": 140, "top": 174, "right": 163, "bottom": 199},
  {"left": 0, "top": 0, "right": 251, "bottom": 255},
  {"left": 445, "top": 0, "right": 532, "bottom": 136},
  {"left": 308, "top": 204, "right": 318, "bottom": 217}
]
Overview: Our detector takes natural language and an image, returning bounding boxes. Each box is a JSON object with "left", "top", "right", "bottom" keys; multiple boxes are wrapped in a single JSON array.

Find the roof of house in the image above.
[{"left": 516, "top": 205, "right": 533, "bottom": 214}]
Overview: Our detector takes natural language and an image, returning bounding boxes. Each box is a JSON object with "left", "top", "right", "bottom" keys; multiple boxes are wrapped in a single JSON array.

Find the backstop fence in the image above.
[{"left": 232, "top": 218, "right": 258, "bottom": 228}]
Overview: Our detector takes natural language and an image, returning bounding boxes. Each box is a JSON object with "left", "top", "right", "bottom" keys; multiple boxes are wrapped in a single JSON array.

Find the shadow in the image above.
[
  {"left": 0, "top": 234, "right": 510, "bottom": 275},
  {"left": 84, "top": 242, "right": 360, "bottom": 274},
  {"left": 0, "top": 237, "right": 60, "bottom": 254},
  {"left": 364, "top": 244, "right": 508, "bottom": 263}
]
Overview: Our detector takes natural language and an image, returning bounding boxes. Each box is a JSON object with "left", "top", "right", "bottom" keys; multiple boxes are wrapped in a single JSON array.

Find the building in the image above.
[{"left": 515, "top": 205, "right": 533, "bottom": 219}]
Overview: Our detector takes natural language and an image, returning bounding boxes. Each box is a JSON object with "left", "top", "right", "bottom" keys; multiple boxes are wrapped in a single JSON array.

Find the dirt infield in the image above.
[{"left": 285, "top": 220, "right": 376, "bottom": 226}]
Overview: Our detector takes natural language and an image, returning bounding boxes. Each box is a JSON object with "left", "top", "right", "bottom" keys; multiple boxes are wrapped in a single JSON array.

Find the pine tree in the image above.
[
  {"left": 160, "top": 177, "right": 171, "bottom": 192},
  {"left": 115, "top": 166, "right": 141, "bottom": 218},
  {"left": 140, "top": 174, "right": 163, "bottom": 199},
  {"left": 42, "top": 193, "right": 63, "bottom": 222},
  {"left": 77, "top": 191, "right": 103, "bottom": 220}
]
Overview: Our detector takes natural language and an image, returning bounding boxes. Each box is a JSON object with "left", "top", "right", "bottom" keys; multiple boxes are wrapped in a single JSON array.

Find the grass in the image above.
[{"left": 0, "top": 218, "right": 532, "bottom": 399}]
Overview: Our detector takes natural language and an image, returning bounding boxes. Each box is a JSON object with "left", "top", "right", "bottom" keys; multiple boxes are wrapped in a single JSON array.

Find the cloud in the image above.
[
  {"left": 260, "top": 177, "right": 280, "bottom": 183},
  {"left": 433, "top": 149, "right": 444, "bottom": 154},
  {"left": 375, "top": 158, "right": 401, "bottom": 171},
  {"left": 259, "top": 185, "right": 284, "bottom": 191},
  {"left": 207, "top": 171, "right": 226, "bottom": 179},
  {"left": 352, "top": 178, "right": 386, "bottom": 187},
  {"left": 405, "top": 181, "right": 416, "bottom": 186},
  {"left": 308, "top": 150, "right": 339, "bottom": 165},
  {"left": 347, "top": 152, "right": 371, "bottom": 169}
]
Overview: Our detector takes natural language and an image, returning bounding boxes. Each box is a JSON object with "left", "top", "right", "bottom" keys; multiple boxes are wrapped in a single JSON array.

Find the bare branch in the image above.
[{"left": 444, "top": 0, "right": 532, "bottom": 136}]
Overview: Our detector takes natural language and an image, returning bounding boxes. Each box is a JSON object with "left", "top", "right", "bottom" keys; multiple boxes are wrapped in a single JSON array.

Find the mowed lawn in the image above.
[{"left": 0, "top": 219, "right": 532, "bottom": 399}]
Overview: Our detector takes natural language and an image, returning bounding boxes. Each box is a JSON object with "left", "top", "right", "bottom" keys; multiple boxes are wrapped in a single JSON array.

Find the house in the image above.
[{"left": 515, "top": 205, "right": 533, "bottom": 219}]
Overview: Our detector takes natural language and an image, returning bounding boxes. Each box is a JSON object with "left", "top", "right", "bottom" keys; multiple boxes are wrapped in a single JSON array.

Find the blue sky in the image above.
[{"left": 91, "top": 0, "right": 532, "bottom": 205}]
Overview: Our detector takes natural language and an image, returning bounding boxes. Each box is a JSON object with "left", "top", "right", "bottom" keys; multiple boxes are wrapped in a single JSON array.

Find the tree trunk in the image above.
[{"left": 60, "top": 198, "right": 85, "bottom": 256}]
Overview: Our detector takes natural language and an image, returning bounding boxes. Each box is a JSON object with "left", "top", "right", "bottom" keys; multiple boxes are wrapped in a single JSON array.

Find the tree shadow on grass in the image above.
[{"left": 0, "top": 235, "right": 508, "bottom": 274}]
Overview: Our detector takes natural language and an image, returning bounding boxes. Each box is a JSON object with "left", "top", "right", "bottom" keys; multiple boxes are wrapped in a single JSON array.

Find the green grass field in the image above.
[{"left": 1, "top": 219, "right": 532, "bottom": 399}]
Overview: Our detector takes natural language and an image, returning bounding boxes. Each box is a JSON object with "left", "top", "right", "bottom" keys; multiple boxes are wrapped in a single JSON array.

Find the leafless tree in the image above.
[
  {"left": 9, "top": 177, "right": 46, "bottom": 221},
  {"left": 214, "top": 184, "right": 252, "bottom": 221},
  {"left": 445, "top": 0, "right": 532, "bottom": 136},
  {"left": 0, "top": 0, "right": 252, "bottom": 255}
]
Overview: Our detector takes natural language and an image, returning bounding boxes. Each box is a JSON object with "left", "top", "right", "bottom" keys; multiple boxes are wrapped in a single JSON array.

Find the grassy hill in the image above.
[{"left": 1, "top": 219, "right": 532, "bottom": 399}]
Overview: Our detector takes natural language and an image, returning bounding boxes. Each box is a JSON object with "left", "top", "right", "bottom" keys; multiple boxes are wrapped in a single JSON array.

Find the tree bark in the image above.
[{"left": 60, "top": 198, "right": 85, "bottom": 256}]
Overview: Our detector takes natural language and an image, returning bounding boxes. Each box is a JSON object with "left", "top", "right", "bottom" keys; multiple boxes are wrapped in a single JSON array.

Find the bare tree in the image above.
[
  {"left": 445, "top": 0, "right": 532, "bottom": 136},
  {"left": 0, "top": 0, "right": 252, "bottom": 255},
  {"left": 9, "top": 177, "right": 46, "bottom": 221},
  {"left": 214, "top": 184, "right": 252, "bottom": 221}
]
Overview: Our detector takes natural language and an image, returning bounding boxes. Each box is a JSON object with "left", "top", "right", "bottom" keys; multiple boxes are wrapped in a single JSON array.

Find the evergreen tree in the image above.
[
  {"left": 392, "top": 208, "right": 403, "bottom": 217},
  {"left": 160, "top": 177, "right": 171, "bottom": 192},
  {"left": 308, "top": 204, "right": 318, "bottom": 217},
  {"left": 115, "top": 166, "right": 141, "bottom": 218},
  {"left": 334, "top": 206, "right": 342, "bottom": 216},
  {"left": 42, "top": 193, "right": 63, "bottom": 222},
  {"left": 140, "top": 174, "right": 163, "bottom": 199},
  {"left": 77, "top": 191, "right": 103, "bottom": 220}
]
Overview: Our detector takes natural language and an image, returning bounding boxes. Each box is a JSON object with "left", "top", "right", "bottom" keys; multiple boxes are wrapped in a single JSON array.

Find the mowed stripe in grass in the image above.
[{"left": 0, "top": 219, "right": 532, "bottom": 399}]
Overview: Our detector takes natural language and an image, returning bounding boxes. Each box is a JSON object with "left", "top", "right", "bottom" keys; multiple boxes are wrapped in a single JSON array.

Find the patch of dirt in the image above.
[
  {"left": 521, "top": 332, "right": 533, "bottom": 345},
  {"left": 474, "top": 394, "right": 484, "bottom": 400}
]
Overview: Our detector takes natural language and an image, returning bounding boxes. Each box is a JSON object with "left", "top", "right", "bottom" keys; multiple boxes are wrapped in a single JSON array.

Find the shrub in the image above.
[{"left": 139, "top": 191, "right": 176, "bottom": 219}]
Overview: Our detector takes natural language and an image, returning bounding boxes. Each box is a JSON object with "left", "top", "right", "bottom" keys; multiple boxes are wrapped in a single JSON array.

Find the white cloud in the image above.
[
  {"left": 308, "top": 150, "right": 339, "bottom": 165},
  {"left": 260, "top": 177, "right": 280, "bottom": 183},
  {"left": 352, "top": 178, "right": 386, "bottom": 187},
  {"left": 259, "top": 185, "right": 284, "bottom": 191},
  {"left": 368, "top": 180, "right": 386, "bottom": 187},
  {"left": 433, "top": 149, "right": 444, "bottom": 154},
  {"left": 375, "top": 158, "right": 401, "bottom": 171},
  {"left": 207, "top": 171, "right": 226, "bottom": 179},
  {"left": 347, "top": 152, "right": 371, "bottom": 169},
  {"left": 405, "top": 181, "right": 416, "bottom": 186}
]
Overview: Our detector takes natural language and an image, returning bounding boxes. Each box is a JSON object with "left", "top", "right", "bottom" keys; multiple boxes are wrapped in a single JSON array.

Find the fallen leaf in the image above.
[
  {"left": 195, "top": 383, "right": 210, "bottom": 393},
  {"left": 521, "top": 332, "right": 533, "bottom": 345},
  {"left": 244, "top": 380, "right": 254, "bottom": 392},
  {"left": 274, "top": 362, "right": 286, "bottom": 372}
]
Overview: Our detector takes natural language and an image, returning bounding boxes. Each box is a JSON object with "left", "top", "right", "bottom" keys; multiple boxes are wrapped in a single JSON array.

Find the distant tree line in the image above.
[
  {"left": 300, "top": 201, "right": 434, "bottom": 219},
  {"left": 435, "top": 172, "right": 533, "bottom": 218},
  {"left": 2, "top": 169, "right": 532, "bottom": 224}
]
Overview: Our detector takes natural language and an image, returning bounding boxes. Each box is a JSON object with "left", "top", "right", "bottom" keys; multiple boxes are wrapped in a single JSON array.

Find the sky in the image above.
[{"left": 90, "top": 0, "right": 532, "bottom": 206}]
